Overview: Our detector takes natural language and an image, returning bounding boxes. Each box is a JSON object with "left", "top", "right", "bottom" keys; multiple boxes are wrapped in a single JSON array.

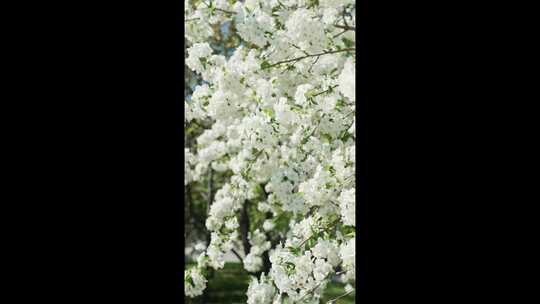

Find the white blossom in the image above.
[
  {"left": 340, "top": 238, "right": 356, "bottom": 282},
  {"left": 339, "top": 188, "right": 356, "bottom": 226},
  {"left": 184, "top": 0, "right": 357, "bottom": 300},
  {"left": 247, "top": 273, "right": 275, "bottom": 304},
  {"left": 184, "top": 267, "right": 207, "bottom": 297},
  {"left": 186, "top": 43, "right": 213, "bottom": 74},
  {"left": 338, "top": 57, "right": 356, "bottom": 102}
]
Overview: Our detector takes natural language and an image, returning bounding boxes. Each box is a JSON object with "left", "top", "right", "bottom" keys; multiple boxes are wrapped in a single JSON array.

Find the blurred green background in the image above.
[{"left": 185, "top": 262, "right": 354, "bottom": 304}]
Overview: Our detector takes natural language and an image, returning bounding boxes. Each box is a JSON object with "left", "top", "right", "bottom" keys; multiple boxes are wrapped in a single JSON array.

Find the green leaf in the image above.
[
  {"left": 185, "top": 273, "right": 194, "bottom": 285},
  {"left": 342, "top": 38, "right": 355, "bottom": 48},
  {"left": 288, "top": 246, "right": 301, "bottom": 256},
  {"left": 306, "top": 237, "right": 317, "bottom": 249},
  {"left": 321, "top": 133, "right": 332, "bottom": 143},
  {"left": 325, "top": 165, "right": 336, "bottom": 175},
  {"left": 341, "top": 226, "right": 356, "bottom": 236},
  {"left": 261, "top": 60, "right": 271, "bottom": 70},
  {"left": 340, "top": 131, "right": 352, "bottom": 142},
  {"left": 199, "top": 57, "right": 207, "bottom": 69},
  {"left": 262, "top": 108, "right": 275, "bottom": 118},
  {"left": 335, "top": 99, "right": 345, "bottom": 109},
  {"left": 308, "top": 0, "right": 320, "bottom": 8}
]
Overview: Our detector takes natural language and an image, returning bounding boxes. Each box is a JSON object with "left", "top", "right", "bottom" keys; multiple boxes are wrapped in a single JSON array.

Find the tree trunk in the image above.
[
  {"left": 205, "top": 167, "right": 213, "bottom": 246},
  {"left": 240, "top": 200, "right": 251, "bottom": 255},
  {"left": 261, "top": 211, "right": 273, "bottom": 274},
  {"left": 262, "top": 250, "right": 271, "bottom": 274}
]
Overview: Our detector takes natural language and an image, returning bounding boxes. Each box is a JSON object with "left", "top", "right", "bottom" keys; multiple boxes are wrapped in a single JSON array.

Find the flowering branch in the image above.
[
  {"left": 184, "top": 0, "right": 357, "bottom": 300},
  {"left": 262, "top": 48, "right": 356, "bottom": 69}
]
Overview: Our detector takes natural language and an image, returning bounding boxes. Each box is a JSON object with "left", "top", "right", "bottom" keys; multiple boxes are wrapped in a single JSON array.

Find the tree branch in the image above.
[
  {"left": 312, "top": 85, "right": 338, "bottom": 98},
  {"left": 333, "top": 24, "right": 356, "bottom": 31},
  {"left": 263, "top": 48, "right": 356, "bottom": 69}
]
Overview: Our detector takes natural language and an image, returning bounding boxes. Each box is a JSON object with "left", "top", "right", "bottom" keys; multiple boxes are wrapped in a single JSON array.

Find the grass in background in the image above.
[{"left": 185, "top": 262, "right": 354, "bottom": 304}]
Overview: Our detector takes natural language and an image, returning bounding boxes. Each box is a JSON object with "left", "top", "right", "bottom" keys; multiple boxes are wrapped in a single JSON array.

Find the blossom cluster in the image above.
[
  {"left": 244, "top": 229, "right": 271, "bottom": 272},
  {"left": 185, "top": 0, "right": 356, "bottom": 302}
]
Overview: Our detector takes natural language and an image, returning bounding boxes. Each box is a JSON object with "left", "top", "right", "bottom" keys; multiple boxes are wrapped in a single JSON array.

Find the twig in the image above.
[
  {"left": 263, "top": 48, "right": 356, "bottom": 69},
  {"left": 343, "top": 110, "right": 355, "bottom": 118},
  {"left": 298, "top": 263, "right": 343, "bottom": 302},
  {"left": 298, "top": 233, "right": 314, "bottom": 248},
  {"left": 281, "top": 61, "right": 299, "bottom": 74},
  {"left": 333, "top": 29, "right": 349, "bottom": 38},
  {"left": 202, "top": 0, "right": 235, "bottom": 15},
  {"left": 328, "top": 199, "right": 340, "bottom": 208},
  {"left": 308, "top": 56, "right": 321, "bottom": 73},
  {"left": 296, "top": 217, "right": 340, "bottom": 248},
  {"left": 215, "top": 7, "right": 235, "bottom": 14},
  {"left": 231, "top": 248, "right": 244, "bottom": 263},
  {"left": 302, "top": 113, "right": 326, "bottom": 142},
  {"left": 291, "top": 44, "right": 310, "bottom": 56},
  {"left": 332, "top": 7, "right": 356, "bottom": 32},
  {"left": 342, "top": 9, "right": 351, "bottom": 29},
  {"left": 327, "top": 289, "right": 355, "bottom": 303},
  {"left": 312, "top": 85, "right": 338, "bottom": 98},
  {"left": 333, "top": 24, "right": 356, "bottom": 31},
  {"left": 243, "top": 149, "right": 264, "bottom": 177}
]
